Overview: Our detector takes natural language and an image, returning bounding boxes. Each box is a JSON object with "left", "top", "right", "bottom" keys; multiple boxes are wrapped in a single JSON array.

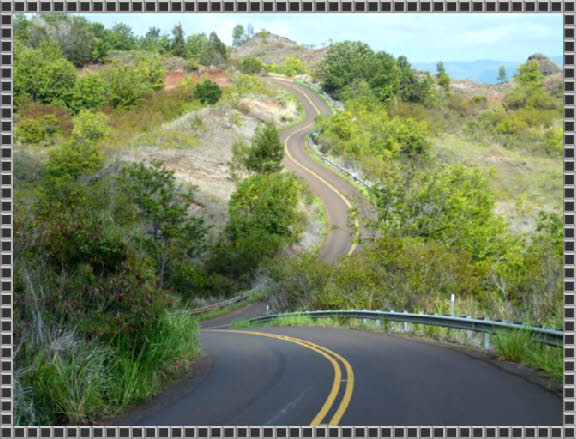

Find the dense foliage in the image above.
[
  {"left": 317, "top": 41, "right": 435, "bottom": 105},
  {"left": 207, "top": 172, "right": 301, "bottom": 282},
  {"left": 194, "top": 79, "right": 222, "bottom": 104}
]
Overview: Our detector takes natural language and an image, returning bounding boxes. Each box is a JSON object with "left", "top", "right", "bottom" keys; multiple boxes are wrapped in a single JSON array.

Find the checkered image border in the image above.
[{"left": 0, "top": 1, "right": 574, "bottom": 437}]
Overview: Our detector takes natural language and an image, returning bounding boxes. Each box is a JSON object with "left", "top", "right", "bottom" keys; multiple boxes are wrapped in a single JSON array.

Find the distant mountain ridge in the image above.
[{"left": 413, "top": 56, "right": 562, "bottom": 84}]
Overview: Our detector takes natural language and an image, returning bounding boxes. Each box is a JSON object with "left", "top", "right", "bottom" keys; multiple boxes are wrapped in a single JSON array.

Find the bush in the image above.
[
  {"left": 543, "top": 126, "right": 563, "bottom": 154},
  {"left": 244, "top": 122, "right": 283, "bottom": 174},
  {"left": 194, "top": 79, "right": 221, "bottom": 104},
  {"left": 103, "top": 65, "right": 149, "bottom": 110},
  {"left": 72, "top": 109, "right": 110, "bottom": 143},
  {"left": 19, "top": 103, "right": 74, "bottom": 136},
  {"left": 15, "top": 115, "right": 61, "bottom": 144},
  {"left": 137, "top": 55, "right": 165, "bottom": 91},
  {"left": 70, "top": 72, "right": 107, "bottom": 113},
  {"left": 241, "top": 56, "right": 262, "bottom": 74},
  {"left": 317, "top": 98, "right": 430, "bottom": 162}
]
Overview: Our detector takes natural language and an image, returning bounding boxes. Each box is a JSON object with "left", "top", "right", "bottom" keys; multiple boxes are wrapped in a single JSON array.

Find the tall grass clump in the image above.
[
  {"left": 492, "top": 329, "right": 562, "bottom": 381},
  {"left": 108, "top": 311, "right": 201, "bottom": 408}
]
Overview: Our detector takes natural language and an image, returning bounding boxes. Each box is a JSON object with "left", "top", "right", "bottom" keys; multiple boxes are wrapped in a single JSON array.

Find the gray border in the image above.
[{"left": 0, "top": 1, "right": 573, "bottom": 437}]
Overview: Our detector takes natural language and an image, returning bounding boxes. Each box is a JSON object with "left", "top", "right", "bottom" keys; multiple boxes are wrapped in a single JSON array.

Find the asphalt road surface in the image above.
[
  {"left": 268, "top": 79, "right": 363, "bottom": 262},
  {"left": 119, "top": 324, "right": 561, "bottom": 426},
  {"left": 114, "top": 81, "right": 561, "bottom": 427}
]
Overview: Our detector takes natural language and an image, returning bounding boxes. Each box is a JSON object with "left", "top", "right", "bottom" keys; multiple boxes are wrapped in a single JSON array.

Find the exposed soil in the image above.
[{"left": 115, "top": 92, "right": 299, "bottom": 237}]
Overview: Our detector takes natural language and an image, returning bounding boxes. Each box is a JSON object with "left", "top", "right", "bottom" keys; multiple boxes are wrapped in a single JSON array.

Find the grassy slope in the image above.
[{"left": 432, "top": 133, "right": 561, "bottom": 233}]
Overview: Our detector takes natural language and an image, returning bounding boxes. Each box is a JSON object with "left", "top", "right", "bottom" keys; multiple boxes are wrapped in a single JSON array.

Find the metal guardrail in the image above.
[
  {"left": 241, "top": 309, "right": 564, "bottom": 347},
  {"left": 190, "top": 287, "right": 260, "bottom": 315},
  {"left": 307, "top": 135, "right": 373, "bottom": 190},
  {"left": 295, "top": 79, "right": 344, "bottom": 113}
]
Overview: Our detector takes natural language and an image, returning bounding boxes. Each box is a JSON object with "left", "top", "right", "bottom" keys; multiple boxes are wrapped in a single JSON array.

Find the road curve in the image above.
[
  {"left": 118, "top": 325, "right": 561, "bottom": 426},
  {"left": 112, "top": 81, "right": 561, "bottom": 427},
  {"left": 268, "top": 78, "right": 362, "bottom": 262}
]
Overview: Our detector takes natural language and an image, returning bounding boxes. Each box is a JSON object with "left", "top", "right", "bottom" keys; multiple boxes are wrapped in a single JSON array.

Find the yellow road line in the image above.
[
  {"left": 208, "top": 329, "right": 354, "bottom": 426},
  {"left": 276, "top": 80, "right": 360, "bottom": 256}
]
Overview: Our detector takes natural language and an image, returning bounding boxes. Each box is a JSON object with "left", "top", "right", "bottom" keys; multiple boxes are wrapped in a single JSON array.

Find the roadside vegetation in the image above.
[
  {"left": 13, "top": 15, "right": 311, "bottom": 425},
  {"left": 14, "top": 14, "right": 563, "bottom": 422},
  {"left": 233, "top": 315, "right": 562, "bottom": 382},
  {"left": 261, "top": 41, "right": 562, "bottom": 379}
]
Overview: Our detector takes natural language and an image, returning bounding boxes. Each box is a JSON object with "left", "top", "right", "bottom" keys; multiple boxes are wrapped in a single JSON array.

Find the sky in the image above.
[{"left": 69, "top": 13, "right": 562, "bottom": 63}]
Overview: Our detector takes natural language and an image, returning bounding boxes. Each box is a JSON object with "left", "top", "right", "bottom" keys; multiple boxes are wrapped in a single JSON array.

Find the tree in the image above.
[
  {"left": 318, "top": 41, "right": 432, "bottom": 105},
  {"left": 118, "top": 162, "right": 207, "bottom": 289},
  {"left": 245, "top": 24, "right": 255, "bottom": 39},
  {"left": 140, "top": 26, "right": 162, "bottom": 51},
  {"left": 25, "top": 15, "right": 107, "bottom": 67},
  {"left": 318, "top": 41, "right": 374, "bottom": 94},
  {"left": 232, "top": 25, "right": 245, "bottom": 46},
  {"left": 194, "top": 79, "right": 222, "bottom": 104},
  {"left": 228, "top": 173, "right": 299, "bottom": 242},
  {"left": 372, "top": 164, "right": 509, "bottom": 262},
  {"left": 109, "top": 23, "right": 137, "bottom": 50},
  {"left": 70, "top": 71, "right": 107, "bottom": 113},
  {"left": 103, "top": 65, "right": 148, "bottom": 110},
  {"left": 515, "top": 59, "right": 543, "bottom": 87},
  {"left": 208, "top": 32, "right": 227, "bottom": 65},
  {"left": 210, "top": 173, "right": 300, "bottom": 279},
  {"left": 245, "top": 122, "right": 283, "bottom": 174},
  {"left": 14, "top": 44, "right": 76, "bottom": 108},
  {"left": 137, "top": 55, "right": 165, "bottom": 91},
  {"left": 171, "top": 23, "right": 187, "bottom": 58},
  {"left": 436, "top": 62, "right": 450, "bottom": 92},
  {"left": 497, "top": 65, "right": 507, "bottom": 83}
]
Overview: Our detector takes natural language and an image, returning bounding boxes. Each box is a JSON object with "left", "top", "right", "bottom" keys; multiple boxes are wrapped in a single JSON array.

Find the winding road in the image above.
[
  {"left": 271, "top": 78, "right": 361, "bottom": 262},
  {"left": 115, "top": 80, "right": 562, "bottom": 427}
]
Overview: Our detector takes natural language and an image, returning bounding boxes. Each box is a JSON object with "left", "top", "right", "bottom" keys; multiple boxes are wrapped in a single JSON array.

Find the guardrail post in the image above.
[
  {"left": 362, "top": 318, "right": 369, "bottom": 327},
  {"left": 466, "top": 317, "right": 472, "bottom": 343},
  {"left": 483, "top": 332, "right": 491, "bottom": 350},
  {"left": 375, "top": 319, "right": 382, "bottom": 330}
]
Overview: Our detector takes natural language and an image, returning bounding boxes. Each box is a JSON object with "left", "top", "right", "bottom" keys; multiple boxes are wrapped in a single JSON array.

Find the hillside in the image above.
[{"left": 231, "top": 32, "right": 327, "bottom": 68}]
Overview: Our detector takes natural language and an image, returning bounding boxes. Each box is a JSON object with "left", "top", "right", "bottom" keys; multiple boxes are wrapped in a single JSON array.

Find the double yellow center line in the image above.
[
  {"left": 275, "top": 79, "right": 360, "bottom": 256},
  {"left": 210, "top": 329, "right": 354, "bottom": 426}
]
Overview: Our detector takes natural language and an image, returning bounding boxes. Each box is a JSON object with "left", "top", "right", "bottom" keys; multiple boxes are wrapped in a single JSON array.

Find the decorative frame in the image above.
[{"left": 0, "top": 1, "right": 573, "bottom": 437}]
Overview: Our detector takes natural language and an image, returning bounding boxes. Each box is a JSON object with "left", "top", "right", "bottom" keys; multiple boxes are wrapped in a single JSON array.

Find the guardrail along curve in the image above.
[{"left": 241, "top": 309, "right": 563, "bottom": 347}]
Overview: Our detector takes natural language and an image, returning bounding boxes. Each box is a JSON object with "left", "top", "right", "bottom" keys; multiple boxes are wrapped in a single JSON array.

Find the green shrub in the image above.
[
  {"left": 492, "top": 330, "right": 533, "bottom": 361},
  {"left": 44, "top": 141, "right": 103, "bottom": 182},
  {"left": 241, "top": 56, "right": 263, "bottom": 74},
  {"left": 15, "top": 115, "right": 61, "bottom": 144},
  {"left": 194, "top": 79, "right": 221, "bottom": 104},
  {"left": 14, "top": 44, "right": 77, "bottom": 108},
  {"left": 543, "top": 126, "right": 563, "bottom": 154},
  {"left": 103, "top": 65, "right": 148, "bottom": 110},
  {"left": 72, "top": 109, "right": 110, "bottom": 142},
  {"left": 137, "top": 55, "right": 165, "bottom": 91},
  {"left": 244, "top": 122, "right": 283, "bottom": 174},
  {"left": 70, "top": 72, "right": 107, "bottom": 113}
]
